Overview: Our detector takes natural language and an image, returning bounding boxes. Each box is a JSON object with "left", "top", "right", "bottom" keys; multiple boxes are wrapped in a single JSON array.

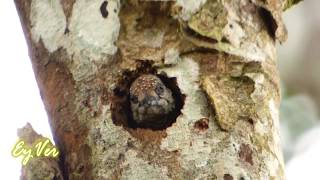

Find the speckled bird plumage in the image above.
[{"left": 129, "top": 74, "right": 175, "bottom": 124}]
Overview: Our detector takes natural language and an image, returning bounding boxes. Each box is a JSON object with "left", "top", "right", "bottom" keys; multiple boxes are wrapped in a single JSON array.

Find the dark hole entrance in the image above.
[
  {"left": 258, "top": 7, "right": 277, "bottom": 40},
  {"left": 110, "top": 61, "right": 185, "bottom": 130}
]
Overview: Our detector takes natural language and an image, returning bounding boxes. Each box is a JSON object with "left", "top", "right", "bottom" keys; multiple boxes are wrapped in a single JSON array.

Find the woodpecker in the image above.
[{"left": 129, "top": 74, "right": 175, "bottom": 126}]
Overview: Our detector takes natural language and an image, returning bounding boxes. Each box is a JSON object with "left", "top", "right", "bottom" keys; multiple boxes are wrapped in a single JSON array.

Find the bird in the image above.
[{"left": 129, "top": 74, "right": 175, "bottom": 127}]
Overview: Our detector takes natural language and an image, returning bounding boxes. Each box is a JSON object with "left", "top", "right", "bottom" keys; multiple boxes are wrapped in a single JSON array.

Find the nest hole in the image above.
[{"left": 110, "top": 61, "right": 185, "bottom": 130}]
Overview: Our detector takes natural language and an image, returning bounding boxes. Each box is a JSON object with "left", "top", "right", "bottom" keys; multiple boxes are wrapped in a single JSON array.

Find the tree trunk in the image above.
[{"left": 14, "top": 0, "right": 300, "bottom": 179}]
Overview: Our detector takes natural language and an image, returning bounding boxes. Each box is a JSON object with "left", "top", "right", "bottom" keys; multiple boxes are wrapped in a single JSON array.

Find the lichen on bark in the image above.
[{"left": 18, "top": 124, "right": 63, "bottom": 180}]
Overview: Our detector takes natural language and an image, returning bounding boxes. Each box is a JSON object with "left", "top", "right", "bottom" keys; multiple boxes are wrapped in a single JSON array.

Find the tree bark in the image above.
[{"left": 14, "top": 0, "right": 300, "bottom": 179}]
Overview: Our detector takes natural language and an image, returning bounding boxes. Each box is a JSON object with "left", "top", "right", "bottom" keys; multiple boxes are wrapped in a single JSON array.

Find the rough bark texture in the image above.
[
  {"left": 18, "top": 124, "right": 64, "bottom": 180},
  {"left": 14, "top": 0, "right": 300, "bottom": 179}
]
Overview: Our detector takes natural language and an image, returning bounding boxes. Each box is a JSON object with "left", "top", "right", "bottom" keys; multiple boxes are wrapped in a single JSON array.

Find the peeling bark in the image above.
[{"left": 14, "top": 0, "right": 294, "bottom": 179}]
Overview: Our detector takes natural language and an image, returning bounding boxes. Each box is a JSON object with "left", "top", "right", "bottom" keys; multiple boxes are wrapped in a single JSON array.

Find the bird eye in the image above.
[
  {"left": 130, "top": 95, "right": 138, "bottom": 104},
  {"left": 155, "top": 84, "right": 164, "bottom": 95}
]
